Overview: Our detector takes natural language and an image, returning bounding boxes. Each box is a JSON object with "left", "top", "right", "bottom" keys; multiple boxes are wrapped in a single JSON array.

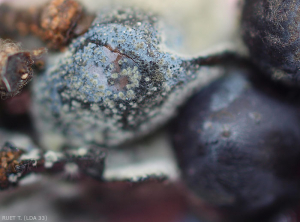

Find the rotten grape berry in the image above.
[{"left": 33, "top": 7, "right": 228, "bottom": 148}]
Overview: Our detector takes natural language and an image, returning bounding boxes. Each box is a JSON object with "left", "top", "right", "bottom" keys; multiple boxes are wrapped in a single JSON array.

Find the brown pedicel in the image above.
[
  {"left": 0, "top": 39, "right": 46, "bottom": 98},
  {"left": 0, "top": 0, "right": 95, "bottom": 50}
]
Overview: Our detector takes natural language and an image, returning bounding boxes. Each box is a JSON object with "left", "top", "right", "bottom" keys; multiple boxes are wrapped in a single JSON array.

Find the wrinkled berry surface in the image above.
[{"left": 241, "top": 0, "right": 300, "bottom": 84}]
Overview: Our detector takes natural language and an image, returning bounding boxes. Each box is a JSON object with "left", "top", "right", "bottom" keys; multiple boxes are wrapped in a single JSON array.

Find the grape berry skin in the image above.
[
  {"left": 241, "top": 0, "right": 300, "bottom": 84},
  {"left": 170, "top": 67, "right": 300, "bottom": 220},
  {"left": 32, "top": 7, "right": 222, "bottom": 149}
]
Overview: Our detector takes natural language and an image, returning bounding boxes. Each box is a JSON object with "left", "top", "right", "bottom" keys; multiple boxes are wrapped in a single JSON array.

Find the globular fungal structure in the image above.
[
  {"left": 241, "top": 0, "right": 300, "bottom": 84},
  {"left": 170, "top": 67, "right": 300, "bottom": 221},
  {"left": 33, "top": 7, "right": 228, "bottom": 148}
]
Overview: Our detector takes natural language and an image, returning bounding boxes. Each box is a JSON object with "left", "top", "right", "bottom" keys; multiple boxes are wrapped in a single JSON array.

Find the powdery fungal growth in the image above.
[
  {"left": 33, "top": 7, "right": 225, "bottom": 148},
  {"left": 241, "top": 0, "right": 300, "bottom": 84}
]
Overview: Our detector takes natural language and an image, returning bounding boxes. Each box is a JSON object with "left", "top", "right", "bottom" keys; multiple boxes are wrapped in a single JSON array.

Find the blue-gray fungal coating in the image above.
[{"left": 32, "top": 7, "right": 222, "bottom": 148}]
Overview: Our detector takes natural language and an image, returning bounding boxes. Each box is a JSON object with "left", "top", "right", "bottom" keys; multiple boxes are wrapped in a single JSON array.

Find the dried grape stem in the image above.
[
  {"left": 190, "top": 52, "right": 250, "bottom": 67},
  {"left": 0, "top": 39, "right": 46, "bottom": 99},
  {"left": 0, "top": 142, "right": 107, "bottom": 190},
  {"left": 0, "top": 0, "right": 95, "bottom": 50}
]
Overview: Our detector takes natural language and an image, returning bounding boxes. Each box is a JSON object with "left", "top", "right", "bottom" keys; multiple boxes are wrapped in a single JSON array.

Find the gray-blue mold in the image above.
[{"left": 32, "top": 7, "right": 229, "bottom": 148}]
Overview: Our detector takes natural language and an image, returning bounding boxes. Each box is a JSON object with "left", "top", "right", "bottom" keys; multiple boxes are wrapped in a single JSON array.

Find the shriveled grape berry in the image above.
[
  {"left": 241, "top": 0, "right": 300, "bottom": 84},
  {"left": 170, "top": 67, "right": 300, "bottom": 220},
  {"left": 32, "top": 7, "right": 228, "bottom": 148}
]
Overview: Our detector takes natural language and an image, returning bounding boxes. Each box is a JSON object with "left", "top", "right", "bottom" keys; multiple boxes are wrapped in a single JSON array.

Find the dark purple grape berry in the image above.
[
  {"left": 170, "top": 67, "right": 300, "bottom": 220},
  {"left": 241, "top": 0, "right": 300, "bottom": 84}
]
